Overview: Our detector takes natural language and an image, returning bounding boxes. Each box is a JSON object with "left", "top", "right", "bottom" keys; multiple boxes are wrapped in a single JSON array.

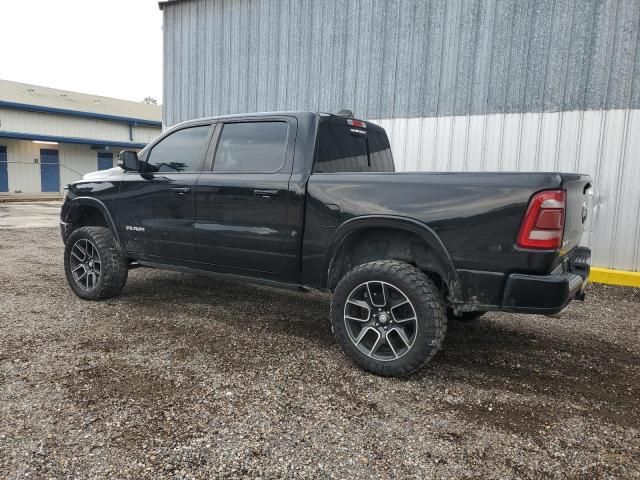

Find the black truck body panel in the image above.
[{"left": 61, "top": 111, "right": 591, "bottom": 315}]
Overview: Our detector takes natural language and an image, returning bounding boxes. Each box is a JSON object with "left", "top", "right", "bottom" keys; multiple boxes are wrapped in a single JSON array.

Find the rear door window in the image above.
[
  {"left": 213, "top": 122, "right": 288, "bottom": 173},
  {"left": 314, "top": 123, "right": 394, "bottom": 173}
]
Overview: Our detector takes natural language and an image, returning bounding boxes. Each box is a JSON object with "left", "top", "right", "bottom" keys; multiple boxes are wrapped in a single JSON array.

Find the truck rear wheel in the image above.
[
  {"left": 331, "top": 260, "right": 447, "bottom": 376},
  {"left": 64, "top": 226, "right": 128, "bottom": 300}
]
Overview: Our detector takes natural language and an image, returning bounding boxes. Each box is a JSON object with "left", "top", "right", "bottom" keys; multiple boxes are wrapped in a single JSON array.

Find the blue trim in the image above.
[
  {"left": 0, "top": 145, "right": 7, "bottom": 192},
  {"left": 0, "top": 130, "right": 147, "bottom": 148},
  {"left": 0, "top": 100, "right": 162, "bottom": 127}
]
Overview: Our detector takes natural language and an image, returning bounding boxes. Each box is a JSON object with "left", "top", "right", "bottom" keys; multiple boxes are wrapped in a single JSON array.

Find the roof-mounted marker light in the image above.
[{"left": 347, "top": 118, "right": 366, "bottom": 128}]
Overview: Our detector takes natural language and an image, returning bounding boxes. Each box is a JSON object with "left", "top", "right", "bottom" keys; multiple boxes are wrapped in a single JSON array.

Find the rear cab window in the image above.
[{"left": 314, "top": 120, "right": 395, "bottom": 173}]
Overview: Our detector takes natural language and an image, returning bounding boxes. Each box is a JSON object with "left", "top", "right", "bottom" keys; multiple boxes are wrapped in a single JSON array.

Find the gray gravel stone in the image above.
[{"left": 0, "top": 227, "right": 638, "bottom": 478}]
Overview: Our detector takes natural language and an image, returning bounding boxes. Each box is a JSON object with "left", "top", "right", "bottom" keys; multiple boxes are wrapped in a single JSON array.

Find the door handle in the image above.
[
  {"left": 254, "top": 189, "right": 278, "bottom": 198},
  {"left": 170, "top": 186, "right": 191, "bottom": 194}
]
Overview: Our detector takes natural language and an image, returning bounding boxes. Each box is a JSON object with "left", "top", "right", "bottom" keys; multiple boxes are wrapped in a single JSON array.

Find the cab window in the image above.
[
  {"left": 213, "top": 122, "right": 288, "bottom": 173},
  {"left": 146, "top": 125, "right": 210, "bottom": 173}
]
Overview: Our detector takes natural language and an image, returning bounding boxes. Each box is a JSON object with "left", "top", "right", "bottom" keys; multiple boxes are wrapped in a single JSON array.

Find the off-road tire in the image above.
[
  {"left": 64, "top": 226, "right": 128, "bottom": 300},
  {"left": 447, "top": 310, "right": 487, "bottom": 321},
  {"left": 331, "top": 260, "right": 447, "bottom": 376}
]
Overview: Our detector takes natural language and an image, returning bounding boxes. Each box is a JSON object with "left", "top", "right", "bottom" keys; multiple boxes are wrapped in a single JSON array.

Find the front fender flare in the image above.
[
  {"left": 323, "top": 215, "right": 461, "bottom": 301},
  {"left": 62, "top": 197, "right": 124, "bottom": 254}
]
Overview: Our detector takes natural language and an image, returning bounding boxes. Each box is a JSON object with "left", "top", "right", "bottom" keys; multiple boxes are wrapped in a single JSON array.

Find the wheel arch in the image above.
[
  {"left": 324, "top": 215, "right": 461, "bottom": 301},
  {"left": 62, "top": 197, "right": 123, "bottom": 253}
]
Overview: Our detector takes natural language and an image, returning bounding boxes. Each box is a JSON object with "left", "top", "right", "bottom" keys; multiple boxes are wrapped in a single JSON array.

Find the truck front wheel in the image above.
[
  {"left": 331, "top": 260, "right": 447, "bottom": 376},
  {"left": 64, "top": 226, "right": 128, "bottom": 300}
]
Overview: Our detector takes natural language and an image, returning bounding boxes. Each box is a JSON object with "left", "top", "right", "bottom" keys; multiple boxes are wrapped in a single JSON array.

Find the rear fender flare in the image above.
[{"left": 324, "top": 215, "right": 461, "bottom": 300}]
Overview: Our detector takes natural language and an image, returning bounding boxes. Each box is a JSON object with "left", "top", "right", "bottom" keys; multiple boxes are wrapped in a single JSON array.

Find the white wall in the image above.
[
  {"left": 3, "top": 138, "right": 41, "bottom": 193},
  {"left": 133, "top": 125, "right": 161, "bottom": 144},
  {"left": 376, "top": 109, "right": 640, "bottom": 272},
  {"left": 0, "top": 108, "right": 160, "bottom": 145},
  {"left": 0, "top": 138, "right": 140, "bottom": 194},
  {"left": 0, "top": 107, "right": 159, "bottom": 194}
]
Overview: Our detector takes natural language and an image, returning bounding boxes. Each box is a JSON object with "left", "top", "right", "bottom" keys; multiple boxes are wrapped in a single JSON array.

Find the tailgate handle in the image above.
[
  {"left": 254, "top": 189, "right": 278, "bottom": 198},
  {"left": 169, "top": 186, "right": 191, "bottom": 194}
]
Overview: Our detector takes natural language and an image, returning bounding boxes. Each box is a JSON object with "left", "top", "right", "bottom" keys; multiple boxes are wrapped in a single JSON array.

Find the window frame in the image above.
[
  {"left": 138, "top": 122, "right": 215, "bottom": 175},
  {"left": 208, "top": 118, "right": 292, "bottom": 175}
]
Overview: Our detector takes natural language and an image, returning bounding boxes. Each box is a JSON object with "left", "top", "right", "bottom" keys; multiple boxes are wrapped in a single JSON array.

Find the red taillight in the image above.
[{"left": 516, "top": 190, "right": 566, "bottom": 250}]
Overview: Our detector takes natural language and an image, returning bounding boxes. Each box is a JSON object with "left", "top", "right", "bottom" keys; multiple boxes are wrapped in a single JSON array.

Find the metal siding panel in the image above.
[
  {"left": 161, "top": 0, "right": 640, "bottom": 271},
  {"left": 584, "top": 0, "right": 617, "bottom": 111},
  {"left": 392, "top": 0, "right": 415, "bottom": 117},
  {"left": 468, "top": 0, "right": 494, "bottom": 115},
  {"left": 522, "top": 0, "right": 553, "bottom": 112},
  {"left": 485, "top": 0, "right": 514, "bottom": 116},
  {"left": 537, "top": 111, "right": 560, "bottom": 172},
  {"left": 162, "top": 0, "right": 640, "bottom": 122},
  {"left": 377, "top": 108, "right": 639, "bottom": 271},
  {"left": 405, "top": 0, "right": 428, "bottom": 117},
  {"left": 542, "top": 0, "right": 572, "bottom": 112},
  {"left": 379, "top": 1, "right": 400, "bottom": 119},
  {"left": 448, "top": 115, "right": 468, "bottom": 171},
  {"left": 612, "top": 108, "right": 640, "bottom": 270},
  {"left": 421, "top": 0, "right": 445, "bottom": 117}
]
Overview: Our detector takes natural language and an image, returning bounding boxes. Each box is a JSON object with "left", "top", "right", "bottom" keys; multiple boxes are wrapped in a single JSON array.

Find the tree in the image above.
[{"left": 142, "top": 97, "right": 158, "bottom": 105}]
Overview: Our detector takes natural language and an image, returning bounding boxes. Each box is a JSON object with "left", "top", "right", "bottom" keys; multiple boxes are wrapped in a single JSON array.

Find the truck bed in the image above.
[{"left": 303, "top": 171, "right": 591, "bottom": 309}]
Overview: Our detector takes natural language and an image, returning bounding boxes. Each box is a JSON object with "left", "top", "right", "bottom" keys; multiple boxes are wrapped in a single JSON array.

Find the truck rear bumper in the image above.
[{"left": 501, "top": 247, "right": 591, "bottom": 314}]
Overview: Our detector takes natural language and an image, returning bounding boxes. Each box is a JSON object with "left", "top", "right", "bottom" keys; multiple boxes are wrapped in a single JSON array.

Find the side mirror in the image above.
[{"left": 118, "top": 150, "right": 139, "bottom": 171}]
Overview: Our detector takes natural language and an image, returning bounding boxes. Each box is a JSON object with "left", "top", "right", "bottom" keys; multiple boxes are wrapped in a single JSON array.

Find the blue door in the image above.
[
  {"left": 40, "top": 149, "right": 60, "bottom": 192},
  {"left": 97, "top": 152, "right": 113, "bottom": 170},
  {"left": 0, "top": 146, "right": 7, "bottom": 192}
]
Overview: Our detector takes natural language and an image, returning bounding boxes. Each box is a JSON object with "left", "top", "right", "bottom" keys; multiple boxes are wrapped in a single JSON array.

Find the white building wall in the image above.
[
  {"left": 0, "top": 109, "right": 160, "bottom": 144},
  {"left": 376, "top": 108, "right": 640, "bottom": 272},
  {"left": 58, "top": 144, "right": 128, "bottom": 188},
  {"left": 0, "top": 109, "right": 128, "bottom": 142},
  {"left": 4, "top": 138, "right": 42, "bottom": 193},
  {"left": 132, "top": 125, "right": 161, "bottom": 144},
  {"left": 0, "top": 106, "right": 160, "bottom": 194},
  {"left": 0, "top": 138, "right": 141, "bottom": 194}
]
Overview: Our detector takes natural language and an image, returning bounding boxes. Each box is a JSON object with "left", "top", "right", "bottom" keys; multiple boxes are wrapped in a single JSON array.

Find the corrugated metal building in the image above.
[
  {"left": 0, "top": 79, "right": 162, "bottom": 194},
  {"left": 159, "top": 0, "right": 640, "bottom": 272}
]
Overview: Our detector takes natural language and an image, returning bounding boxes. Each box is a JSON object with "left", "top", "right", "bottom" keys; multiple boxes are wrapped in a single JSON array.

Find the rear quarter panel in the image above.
[{"left": 303, "top": 172, "right": 580, "bottom": 289}]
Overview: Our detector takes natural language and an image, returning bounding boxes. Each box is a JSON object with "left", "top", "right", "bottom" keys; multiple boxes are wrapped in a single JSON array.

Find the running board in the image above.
[{"left": 135, "top": 259, "right": 312, "bottom": 292}]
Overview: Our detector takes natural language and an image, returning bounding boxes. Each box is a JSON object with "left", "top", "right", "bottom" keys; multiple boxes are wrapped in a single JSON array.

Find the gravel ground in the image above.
[{"left": 1, "top": 227, "right": 639, "bottom": 479}]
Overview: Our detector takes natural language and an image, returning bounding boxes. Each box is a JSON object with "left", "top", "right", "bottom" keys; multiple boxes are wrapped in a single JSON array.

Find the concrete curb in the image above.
[{"left": 0, "top": 194, "right": 62, "bottom": 203}]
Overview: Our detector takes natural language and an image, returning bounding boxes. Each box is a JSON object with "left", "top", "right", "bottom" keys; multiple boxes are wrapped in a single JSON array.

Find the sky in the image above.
[{"left": 0, "top": 0, "right": 163, "bottom": 103}]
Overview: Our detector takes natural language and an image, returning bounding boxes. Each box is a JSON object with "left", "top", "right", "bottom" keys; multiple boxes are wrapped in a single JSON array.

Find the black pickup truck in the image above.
[{"left": 60, "top": 111, "right": 592, "bottom": 376}]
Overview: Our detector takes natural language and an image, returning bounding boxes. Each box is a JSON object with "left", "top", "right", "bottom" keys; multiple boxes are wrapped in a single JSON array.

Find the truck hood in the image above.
[{"left": 81, "top": 167, "right": 125, "bottom": 181}]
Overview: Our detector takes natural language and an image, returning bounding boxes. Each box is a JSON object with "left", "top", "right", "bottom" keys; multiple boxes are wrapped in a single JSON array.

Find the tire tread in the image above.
[
  {"left": 330, "top": 260, "right": 447, "bottom": 376},
  {"left": 64, "top": 226, "right": 128, "bottom": 300}
]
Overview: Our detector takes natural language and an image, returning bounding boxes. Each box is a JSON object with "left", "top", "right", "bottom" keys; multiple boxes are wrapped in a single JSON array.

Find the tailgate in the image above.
[{"left": 561, "top": 175, "right": 593, "bottom": 257}]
